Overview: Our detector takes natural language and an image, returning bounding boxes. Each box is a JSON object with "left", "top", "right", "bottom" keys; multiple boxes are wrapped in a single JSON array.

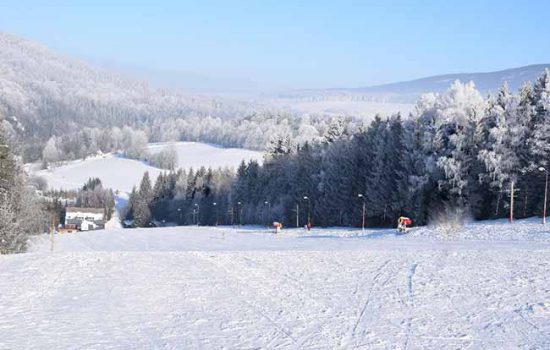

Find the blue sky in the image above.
[{"left": 1, "top": 0, "right": 549, "bottom": 89}]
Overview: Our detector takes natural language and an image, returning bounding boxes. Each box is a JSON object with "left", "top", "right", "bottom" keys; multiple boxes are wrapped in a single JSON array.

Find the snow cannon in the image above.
[
  {"left": 397, "top": 216, "right": 412, "bottom": 233},
  {"left": 273, "top": 222, "right": 282, "bottom": 234}
]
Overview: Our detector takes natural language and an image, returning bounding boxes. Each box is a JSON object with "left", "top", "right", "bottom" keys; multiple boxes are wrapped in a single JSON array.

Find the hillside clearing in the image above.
[{"left": 30, "top": 142, "right": 263, "bottom": 192}]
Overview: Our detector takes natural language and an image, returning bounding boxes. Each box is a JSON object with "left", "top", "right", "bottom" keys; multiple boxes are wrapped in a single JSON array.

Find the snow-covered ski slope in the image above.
[
  {"left": 32, "top": 142, "right": 263, "bottom": 192},
  {"left": 1, "top": 220, "right": 549, "bottom": 349}
]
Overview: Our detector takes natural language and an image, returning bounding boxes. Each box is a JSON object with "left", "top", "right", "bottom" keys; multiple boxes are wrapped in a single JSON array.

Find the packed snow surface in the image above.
[
  {"left": 31, "top": 142, "right": 263, "bottom": 192},
  {"left": 1, "top": 220, "right": 549, "bottom": 349}
]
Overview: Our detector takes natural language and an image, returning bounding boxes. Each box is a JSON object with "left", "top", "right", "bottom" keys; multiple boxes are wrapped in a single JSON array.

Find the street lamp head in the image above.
[
  {"left": 357, "top": 194, "right": 363, "bottom": 198},
  {"left": 238, "top": 201, "right": 241, "bottom": 205},
  {"left": 264, "top": 201, "right": 269, "bottom": 204},
  {"left": 303, "top": 196, "right": 309, "bottom": 200},
  {"left": 539, "top": 166, "right": 546, "bottom": 172},
  {"left": 213, "top": 202, "right": 217, "bottom": 206}
]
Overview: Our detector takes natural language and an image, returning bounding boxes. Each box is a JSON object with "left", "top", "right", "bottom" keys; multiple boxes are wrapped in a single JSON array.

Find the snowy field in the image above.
[
  {"left": 147, "top": 142, "right": 263, "bottom": 169},
  {"left": 272, "top": 99, "right": 415, "bottom": 119},
  {"left": 31, "top": 155, "right": 162, "bottom": 193},
  {"left": 30, "top": 142, "right": 263, "bottom": 192},
  {"left": 1, "top": 221, "right": 549, "bottom": 349}
]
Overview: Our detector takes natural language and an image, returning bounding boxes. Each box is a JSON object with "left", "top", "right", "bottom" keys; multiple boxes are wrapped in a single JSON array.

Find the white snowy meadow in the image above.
[
  {"left": 32, "top": 142, "right": 263, "bottom": 192},
  {"left": 1, "top": 220, "right": 548, "bottom": 349}
]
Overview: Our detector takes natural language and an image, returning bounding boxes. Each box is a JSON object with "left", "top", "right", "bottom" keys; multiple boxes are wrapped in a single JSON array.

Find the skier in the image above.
[{"left": 397, "top": 216, "right": 412, "bottom": 233}]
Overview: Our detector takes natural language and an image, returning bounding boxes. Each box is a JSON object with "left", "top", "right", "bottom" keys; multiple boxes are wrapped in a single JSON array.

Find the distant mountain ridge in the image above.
[
  {"left": 281, "top": 64, "right": 550, "bottom": 103},
  {"left": 346, "top": 64, "right": 550, "bottom": 94}
]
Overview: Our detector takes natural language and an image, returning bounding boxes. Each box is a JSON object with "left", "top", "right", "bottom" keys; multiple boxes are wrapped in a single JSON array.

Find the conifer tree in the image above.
[{"left": 133, "top": 172, "right": 153, "bottom": 227}]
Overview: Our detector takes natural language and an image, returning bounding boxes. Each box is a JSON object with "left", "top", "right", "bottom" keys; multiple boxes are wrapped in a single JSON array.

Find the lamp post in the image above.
[
  {"left": 508, "top": 180, "right": 519, "bottom": 224},
  {"left": 213, "top": 202, "right": 218, "bottom": 226},
  {"left": 194, "top": 203, "right": 200, "bottom": 226},
  {"left": 177, "top": 208, "right": 182, "bottom": 225},
  {"left": 358, "top": 194, "right": 366, "bottom": 231},
  {"left": 264, "top": 201, "right": 271, "bottom": 227},
  {"left": 540, "top": 167, "right": 548, "bottom": 225},
  {"left": 237, "top": 201, "right": 243, "bottom": 225},
  {"left": 196, "top": 204, "right": 200, "bottom": 225},
  {"left": 303, "top": 196, "right": 311, "bottom": 227}
]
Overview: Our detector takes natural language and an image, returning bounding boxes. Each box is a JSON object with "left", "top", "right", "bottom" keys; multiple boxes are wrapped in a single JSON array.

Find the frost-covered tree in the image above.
[
  {"left": 0, "top": 190, "right": 22, "bottom": 254},
  {"left": 0, "top": 125, "right": 20, "bottom": 253},
  {"left": 122, "top": 127, "right": 149, "bottom": 160},
  {"left": 42, "top": 136, "right": 61, "bottom": 167},
  {"left": 130, "top": 172, "right": 153, "bottom": 227},
  {"left": 415, "top": 81, "right": 486, "bottom": 209},
  {"left": 149, "top": 143, "right": 178, "bottom": 170},
  {"left": 74, "top": 178, "right": 115, "bottom": 220},
  {"left": 479, "top": 85, "right": 522, "bottom": 188},
  {"left": 0, "top": 123, "right": 44, "bottom": 253},
  {"left": 530, "top": 69, "right": 550, "bottom": 167},
  {"left": 323, "top": 116, "right": 348, "bottom": 143}
]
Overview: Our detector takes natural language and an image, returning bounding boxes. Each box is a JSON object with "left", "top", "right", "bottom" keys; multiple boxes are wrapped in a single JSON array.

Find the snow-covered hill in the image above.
[
  {"left": 266, "top": 64, "right": 550, "bottom": 119},
  {"left": 0, "top": 32, "right": 277, "bottom": 158},
  {"left": 0, "top": 32, "right": 248, "bottom": 118},
  {"left": 346, "top": 64, "right": 550, "bottom": 96},
  {"left": 147, "top": 142, "right": 263, "bottom": 171},
  {"left": 279, "top": 64, "right": 550, "bottom": 106},
  {"left": 1, "top": 221, "right": 548, "bottom": 349},
  {"left": 1, "top": 31, "right": 372, "bottom": 158},
  {"left": 31, "top": 154, "right": 162, "bottom": 193},
  {"left": 32, "top": 142, "right": 263, "bottom": 192}
]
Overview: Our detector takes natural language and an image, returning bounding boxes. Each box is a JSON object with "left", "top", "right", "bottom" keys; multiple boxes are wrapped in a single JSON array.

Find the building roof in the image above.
[{"left": 66, "top": 207, "right": 105, "bottom": 214}]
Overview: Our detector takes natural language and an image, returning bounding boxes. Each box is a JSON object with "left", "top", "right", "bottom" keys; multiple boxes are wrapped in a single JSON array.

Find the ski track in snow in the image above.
[
  {"left": 404, "top": 262, "right": 417, "bottom": 350},
  {"left": 0, "top": 223, "right": 549, "bottom": 349}
]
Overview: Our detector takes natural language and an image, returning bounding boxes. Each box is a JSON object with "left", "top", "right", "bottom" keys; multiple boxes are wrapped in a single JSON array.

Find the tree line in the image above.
[
  {"left": 123, "top": 168, "right": 235, "bottom": 227},
  {"left": 41, "top": 126, "right": 179, "bottom": 170},
  {"left": 1, "top": 117, "right": 117, "bottom": 253},
  {"left": 0, "top": 125, "right": 45, "bottom": 253},
  {"left": 126, "top": 70, "right": 550, "bottom": 228}
]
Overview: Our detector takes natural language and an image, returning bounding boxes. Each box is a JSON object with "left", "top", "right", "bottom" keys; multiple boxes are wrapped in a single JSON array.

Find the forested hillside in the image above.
[
  {"left": 126, "top": 70, "right": 550, "bottom": 228},
  {"left": 0, "top": 122, "right": 44, "bottom": 253},
  {"left": 0, "top": 32, "right": 343, "bottom": 161}
]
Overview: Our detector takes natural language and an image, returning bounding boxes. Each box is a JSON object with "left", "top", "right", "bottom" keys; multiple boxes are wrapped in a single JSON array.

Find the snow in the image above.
[
  {"left": 147, "top": 141, "right": 263, "bottom": 169},
  {"left": 273, "top": 98, "right": 415, "bottom": 119},
  {"left": 30, "top": 142, "right": 263, "bottom": 192},
  {"left": 1, "top": 220, "right": 549, "bottom": 349},
  {"left": 411, "top": 217, "right": 550, "bottom": 241},
  {"left": 32, "top": 154, "right": 162, "bottom": 193}
]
